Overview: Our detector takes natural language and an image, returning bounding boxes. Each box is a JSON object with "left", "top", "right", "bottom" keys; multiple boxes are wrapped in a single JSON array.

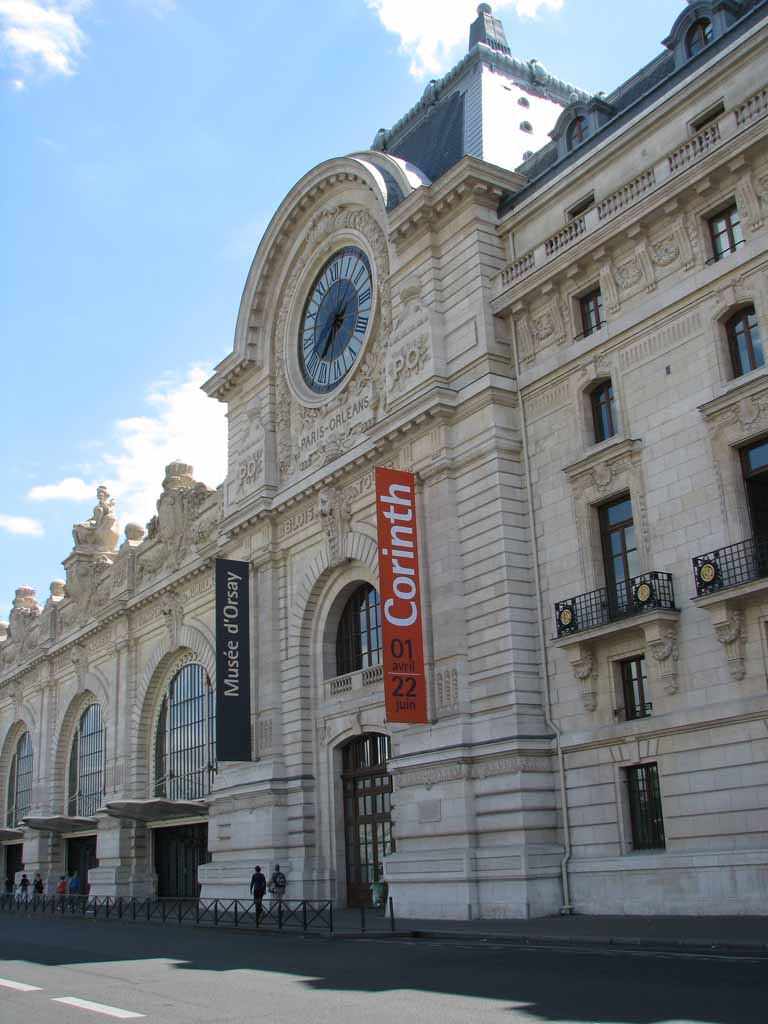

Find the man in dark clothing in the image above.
[{"left": 250, "top": 865, "right": 267, "bottom": 921}]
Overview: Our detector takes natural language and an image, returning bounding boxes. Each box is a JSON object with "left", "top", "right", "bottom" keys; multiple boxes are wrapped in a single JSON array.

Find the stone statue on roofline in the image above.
[{"left": 72, "top": 485, "right": 120, "bottom": 554}]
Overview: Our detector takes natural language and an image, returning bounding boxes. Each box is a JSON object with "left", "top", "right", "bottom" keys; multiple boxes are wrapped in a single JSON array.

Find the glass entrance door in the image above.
[
  {"left": 154, "top": 823, "right": 209, "bottom": 897},
  {"left": 342, "top": 734, "right": 393, "bottom": 907}
]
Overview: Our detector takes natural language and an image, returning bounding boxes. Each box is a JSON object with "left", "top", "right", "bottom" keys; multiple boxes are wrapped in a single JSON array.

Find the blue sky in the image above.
[{"left": 1, "top": 0, "right": 684, "bottom": 618}]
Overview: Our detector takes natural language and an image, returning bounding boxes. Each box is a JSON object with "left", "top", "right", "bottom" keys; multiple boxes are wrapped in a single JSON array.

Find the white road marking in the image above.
[
  {"left": 51, "top": 997, "right": 145, "bottom": 1019},
  {"left": 0, "top": 978, "right": 43, "bottom": 992}
]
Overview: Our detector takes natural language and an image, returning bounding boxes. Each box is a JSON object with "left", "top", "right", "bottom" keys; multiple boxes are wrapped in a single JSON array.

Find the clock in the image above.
[{"left": 298, "top": 246, "right": 373, "bottom": 394}]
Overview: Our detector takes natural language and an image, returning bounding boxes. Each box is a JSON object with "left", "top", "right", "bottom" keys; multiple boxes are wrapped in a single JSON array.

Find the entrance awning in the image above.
[
  {"left": 0, "top": 828, "right": 24, "bottom": 842},
  {"left": 22, "top": 816, "right": 98, "bottom": 834},
  {"left": 100, "top": 799, "right": 208, "bottom": 823}
]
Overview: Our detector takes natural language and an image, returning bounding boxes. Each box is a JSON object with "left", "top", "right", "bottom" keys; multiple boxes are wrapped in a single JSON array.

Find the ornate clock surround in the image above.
[{"left": 273, "top": 203, "right": 392, "bottom": 481}]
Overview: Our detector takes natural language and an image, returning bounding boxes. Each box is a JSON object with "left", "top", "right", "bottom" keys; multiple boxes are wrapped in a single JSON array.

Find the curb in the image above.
[{"left": 331, "top": 928, "right": 768, "bottom": 956}]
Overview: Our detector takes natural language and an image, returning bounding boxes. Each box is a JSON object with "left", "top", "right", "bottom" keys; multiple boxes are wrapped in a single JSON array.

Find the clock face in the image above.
[{"left": 298, "top": 246, "right": 373, "bottom": 394}]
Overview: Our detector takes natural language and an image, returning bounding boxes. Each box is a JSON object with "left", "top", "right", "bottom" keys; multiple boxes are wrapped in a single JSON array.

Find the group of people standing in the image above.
[
  {"left": 3, "top": 871, "right": 81, "bottom": 901},
  {"left": 249, "top": 864, "right": 286, "bottom": 918}
]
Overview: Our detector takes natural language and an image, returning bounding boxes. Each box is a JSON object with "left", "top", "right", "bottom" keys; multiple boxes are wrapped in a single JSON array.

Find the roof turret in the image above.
[{"left": 469, "top": 3, "right": 511, "bottom": 55}]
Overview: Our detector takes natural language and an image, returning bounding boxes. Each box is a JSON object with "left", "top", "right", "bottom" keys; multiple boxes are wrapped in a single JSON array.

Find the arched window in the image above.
[
  {"left": 567, "top": 116, "right": 588, "bottom": 151},
  {"left": 727, "top": 306, "right": 763, "bottom": 378},
  {"left": 686, "top": 18, "right": 713, "bottom": 57},
  {"left": 154, "top": 662, "right": 216, "bottom": 800},
  {"left": 5, "top": 732, "right": 33, "bottom": 827},
  {"left": 68, "top": 703, "right": 105, "bottom": 817},
  {"left": 335, "top": 584, "right": 382, "bottom": 676}
]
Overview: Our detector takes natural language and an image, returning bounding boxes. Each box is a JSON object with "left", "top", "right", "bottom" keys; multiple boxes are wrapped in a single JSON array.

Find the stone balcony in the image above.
[
  {"left": 323, "top": 663, "right": 383, "bottom": 703},
  {"left": 493, "top": 83, "right": 768, "bottom": 301}
]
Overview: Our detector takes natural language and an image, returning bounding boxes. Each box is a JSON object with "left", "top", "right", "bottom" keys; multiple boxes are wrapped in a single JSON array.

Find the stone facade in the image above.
[{"left": 2, "top": 3, "right": 768, "bottom": 918}]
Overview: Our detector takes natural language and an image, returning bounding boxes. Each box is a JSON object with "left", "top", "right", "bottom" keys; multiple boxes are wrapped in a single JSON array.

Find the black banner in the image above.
[{"left": 215, "top": 559, "right": 252, "bottom": 762}]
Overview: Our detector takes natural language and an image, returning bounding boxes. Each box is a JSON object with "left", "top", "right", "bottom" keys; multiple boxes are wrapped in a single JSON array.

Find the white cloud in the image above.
[
  {"left": 0, "top": 0, "right": 91, "bottom": 78},
  {"left": 11, "top": 75, "right": 25, "bottom": 88},
  {"left": 366, "top": 0, "right": 564, "bottom": 77},
  {"left": 0, "top": 513, "right": 44, "bottom": 537},
  {"left": 28, "top": 476, "right": 95, "bottom": 501},
  {"left": 30, "top": 364, "right": 227, "bottom": 532}
]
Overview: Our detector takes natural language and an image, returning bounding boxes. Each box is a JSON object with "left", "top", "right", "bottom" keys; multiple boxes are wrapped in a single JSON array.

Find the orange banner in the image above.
[{"left": 375, "top": 467, "right": 428, "bottom": 724}]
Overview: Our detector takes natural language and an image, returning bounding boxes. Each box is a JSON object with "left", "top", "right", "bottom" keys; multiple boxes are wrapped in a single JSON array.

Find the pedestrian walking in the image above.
[
  {"left": 268, "top": 864, "right": 287, "bottom": 907},
  {"left": 69, "top": 871, "right": 79, "bottom": 895},
  {"left": 250, "top": 865, "right": 267, "bottom": 921},
  {"left": 33, "top": 873, "right": 44, "bottom": 896},
  {"left": 18, "top": 873, "right": 30, "bottom": 904},
  {"left": 55, "top": 875, "right": 67, "bottom": 910}
]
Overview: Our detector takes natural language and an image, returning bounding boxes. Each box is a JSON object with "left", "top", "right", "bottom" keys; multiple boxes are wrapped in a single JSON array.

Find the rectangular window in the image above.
[
  {"left": 727, "top": 306, "right": 763, "bottom": 378},
  {"left": 579, "top": 288, "right": 604, "bottom": 337},
  {"left": 625, "top": 763, "right": 665, "bottom": 850},
  {"left": 708, "top": 204, "right": 744, "bottom": 262},
  {"left": 619, "top": 656, "right": 651, "bottom": 720},
  {"left": 567, "top": 192, "right": 595, "bottom": 221},
  {"left": 590, "top": 380, "right": 617, "bottom": 443},
  {"left": 741, "top": 438, "right": 768, "bottom": 544},
  {"left": 690, "top": 100, "right": 724, "bottom": 133},
  {"left": 599, "top": 495, "right": 640, "bottom": 614}
]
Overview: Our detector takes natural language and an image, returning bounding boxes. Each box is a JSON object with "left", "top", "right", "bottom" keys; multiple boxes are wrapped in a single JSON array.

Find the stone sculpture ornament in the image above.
[{"left": 72, "top": 486, "right": 120, "bottom": 553}]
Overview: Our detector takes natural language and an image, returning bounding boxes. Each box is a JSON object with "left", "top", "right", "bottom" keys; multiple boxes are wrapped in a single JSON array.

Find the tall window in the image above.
[
  {"left": 619, "top": 656, "right": 651, "bottom": 721},
  {"left": 566, "top": 116, "right": 588, "bottom": 150},
  {"left": 625, "top": 763, "right": 666, "bottom": 850},
  {"left": 590, "top": 380, "right": 617, "bottom": 443},
  {"left": 741, "top": 437, "right": 768, "bottom": 542},
  {"left": 727, "top": 306, "right": 763, "bottom": 378},
  {"left": 5, "top": 732, "right": 33, "bottom": 828},
  {"left": 686, "top": 18, "right": 713, "bottom": 57},
  {"left": 154, "top": 662, "right": 216, "bottom": 801},
  {"left": 336, "top": 584, "right": 382, "bottom": 676},
  {"left": 68, "top": 704, "right": 105, "bottom": 817},
  {"left": 708, "top": 205, "right": 743, "bottom": 262},
  {"left": 599, "top": 495, "right": 640, "bottom": 613},
  {"left": 579, "top": 288, "right": 604, "bottom": 337}
]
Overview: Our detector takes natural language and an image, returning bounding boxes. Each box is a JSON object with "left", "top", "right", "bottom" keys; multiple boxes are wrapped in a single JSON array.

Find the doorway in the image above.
[
  {"left": 154, "top": 823, "right": 209, "bottom": 897},
  {"left": 66, "top": 835, "right": 98, "bottom": 894},
  {"left": 3, "top": 843, "right": 23, "bottom": 890},
  {"left": 342, "top": 734, "right": 393, "bottom": 907}
]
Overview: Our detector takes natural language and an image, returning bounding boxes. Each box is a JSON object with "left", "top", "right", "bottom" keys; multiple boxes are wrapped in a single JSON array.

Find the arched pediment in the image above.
[
  {"left": 229, "top": 152, "right": 429, "bottom": 371},
  {"left": 662, "top": 1, "right": 745, "bottom": 64},
  {"left": 548, "top": 97, "right": 615, "bottom": 158}
]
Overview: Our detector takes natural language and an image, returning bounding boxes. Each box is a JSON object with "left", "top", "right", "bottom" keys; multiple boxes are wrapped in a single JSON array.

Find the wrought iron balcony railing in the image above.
[
  {"left": 555, "top": 571, "right": 676, "bottom": 638},
  {"left": 692, "top": 535, "right": 768, "bottom": 596},
  {"left": 614, "top": 701, "right": 653, "bottom": 722}
]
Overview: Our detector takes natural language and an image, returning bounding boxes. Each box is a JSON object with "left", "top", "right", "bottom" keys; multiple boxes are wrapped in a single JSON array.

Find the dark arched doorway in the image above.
[{"left": 342, "top": 734, "right": 393, "bottom": 907}]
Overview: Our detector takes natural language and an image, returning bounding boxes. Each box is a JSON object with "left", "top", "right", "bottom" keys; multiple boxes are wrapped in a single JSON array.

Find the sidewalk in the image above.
[{"left": 332, "top": 907, "right": 768, "bottom": 954}]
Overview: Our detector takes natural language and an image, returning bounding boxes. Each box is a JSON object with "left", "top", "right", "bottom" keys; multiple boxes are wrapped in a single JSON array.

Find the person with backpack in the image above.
[
  {"left": 250, "top": 865, "right": 267, "bottom": 921},
  {"left": 269, "top": 864, "right": 286, "bottom": 906}
]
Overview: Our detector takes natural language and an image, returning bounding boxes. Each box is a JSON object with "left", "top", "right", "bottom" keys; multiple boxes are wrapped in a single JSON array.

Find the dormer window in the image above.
[
  {"left": 686, "top": 18, "right": 713, "bottom": 57},
  {"left": 567, "top": 116, "right": 588, "bottom": 151}
]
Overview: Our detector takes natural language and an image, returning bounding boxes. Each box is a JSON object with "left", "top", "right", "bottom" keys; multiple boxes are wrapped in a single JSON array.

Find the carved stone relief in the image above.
[
  {"left": 318, "top": 486, "right": 351, "bottom": 567},
  {"left": 647, "top": 628, "right": 680, "bottom": 695},
  {"left": 714, "top": 609, "right": 746, "bottom": 681}
]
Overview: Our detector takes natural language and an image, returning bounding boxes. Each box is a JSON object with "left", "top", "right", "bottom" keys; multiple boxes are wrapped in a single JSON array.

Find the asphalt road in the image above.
[{"left": 0, "top": 915, "right": 764, "bottom": 1024}]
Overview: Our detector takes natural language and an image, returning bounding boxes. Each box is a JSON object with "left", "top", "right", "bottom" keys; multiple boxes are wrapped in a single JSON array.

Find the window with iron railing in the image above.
[
  {"left": 579, "top": 288, "right": 604, "bottom": 338},
  {"left": 154, "top": 662, "right": 216, "bottom": 801},
  {"left": 618, "top": 656, "right": 652, "bottom": 721},
  {"left": 708, "top": 204, "right": 744, "bottom": 263},
  {"left": 625, "top": 763, "right": 666, "bottom": 850}
]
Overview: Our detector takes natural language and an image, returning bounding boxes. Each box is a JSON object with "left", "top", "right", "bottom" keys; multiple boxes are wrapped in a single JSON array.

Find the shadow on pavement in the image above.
[{"left": 1, "top": 914, "right": 764, "bottom": 1024}]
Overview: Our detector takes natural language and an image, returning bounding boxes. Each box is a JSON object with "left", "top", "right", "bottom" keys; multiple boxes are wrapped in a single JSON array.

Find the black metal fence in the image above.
[
  {"left": 692, "top": 536, "right": 768, "bottom": 596},
  {"left": 0, "top": 894, "right": 335, "bottom": 933},
  {"left": 555, "top": 571, "right": 676, "bottom": 637},
  {"left": 0, "top": 893, "right": 397, "bottom": 936}
]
